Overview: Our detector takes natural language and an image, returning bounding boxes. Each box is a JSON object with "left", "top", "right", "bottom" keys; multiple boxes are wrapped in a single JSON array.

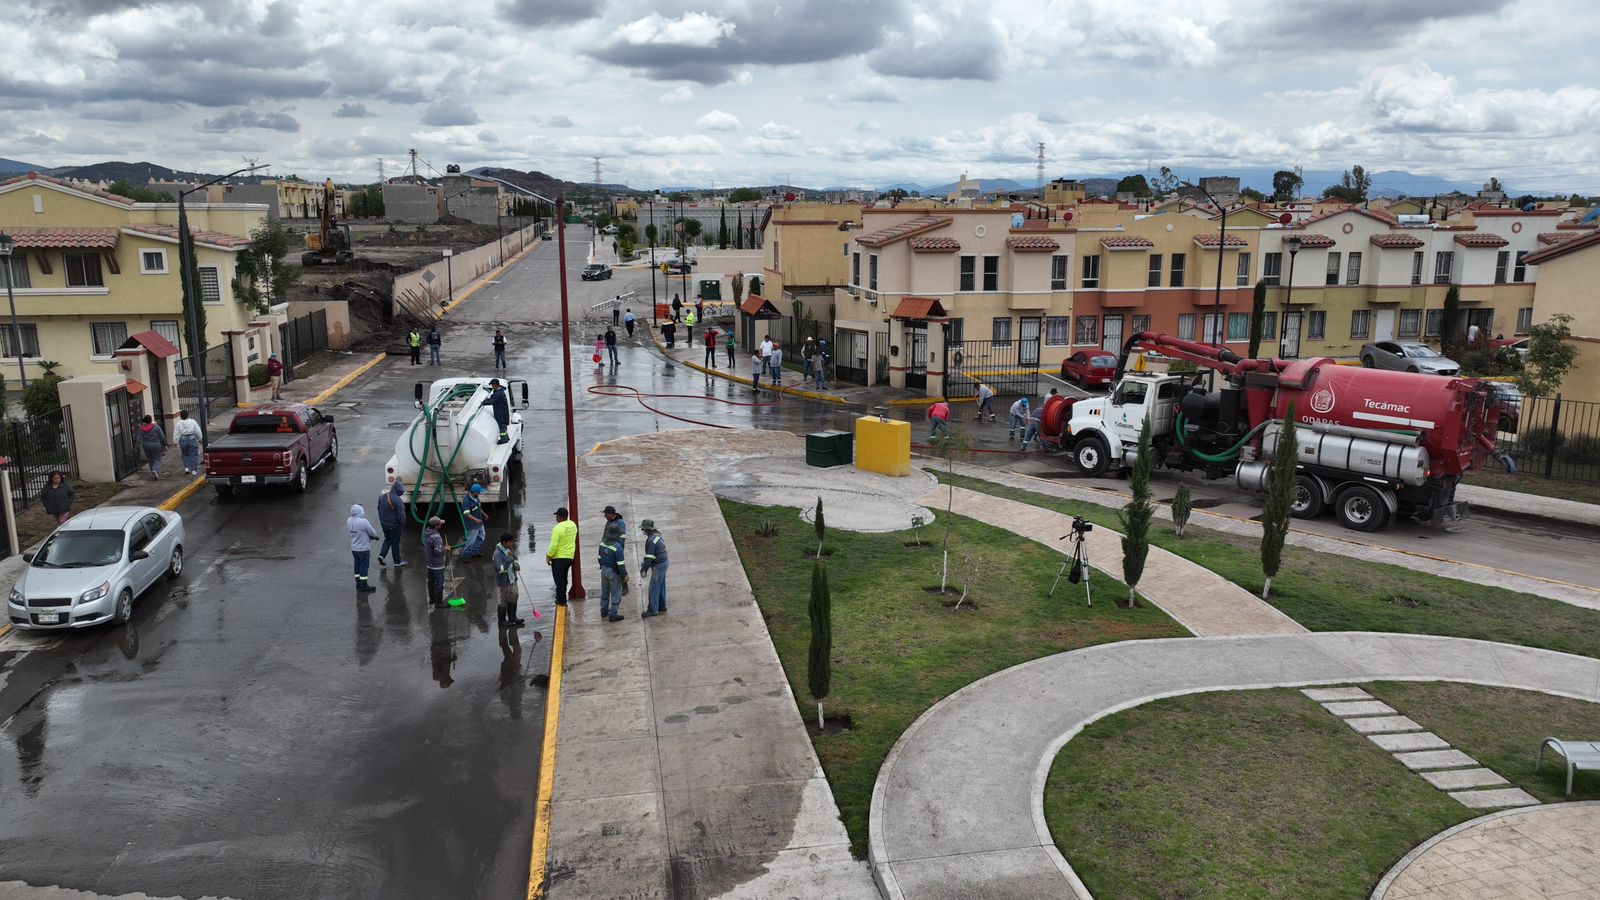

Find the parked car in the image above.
[
  {"left": 1359, "top": 341, "right": 1461, "bottom": 376},
  {"left": 205, "top": 404, "right": 338, "bottom": 497},
  {"left": 581, "top": 263, "right": 613, "bottom": 281},
  {"left": 663, "top": 260, "right": 692, "bottom": 275},
  {"left": 1491, "top": 336, "right": 1531, "bottom": 363},
  {"left": 1487, "top": 380, "right": 1523, "bottom": 434},
  {"left": 7, "top": 506, "right": 185, "bottom": 630},
  {"left": 599, "top": 225, "right": 618, "bottom": 235},
  {"left": 1060, "top": 351, "right": 1120, "bottom": 387},
  {"left": 539, "top": 230, "right": 553, "bottom": 240}
]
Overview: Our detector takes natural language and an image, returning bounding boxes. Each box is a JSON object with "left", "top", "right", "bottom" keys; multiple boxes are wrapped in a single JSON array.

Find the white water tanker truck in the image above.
[{"left": 385, "top": 377, "right": 529, "bottom": 507}]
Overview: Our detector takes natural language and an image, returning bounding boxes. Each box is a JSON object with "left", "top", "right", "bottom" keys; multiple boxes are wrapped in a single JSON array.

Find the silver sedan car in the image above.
[
  {"left": 1359, "top": 341, "right": 1461, "bottom": 376},
  {"left": 6, "top": 506, "right": 185, "bottom": 630}
]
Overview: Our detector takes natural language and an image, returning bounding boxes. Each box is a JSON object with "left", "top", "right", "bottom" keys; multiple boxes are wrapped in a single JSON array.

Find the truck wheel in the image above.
[
  {"left": 213, "top": 483, "right": 235, "bottom": 499},
  {"left": 290, "top": 461, "right": 308, "bottom": 494},
  {"left": 1073, "top": 435, "right": 1110, "bottom": 477},
  {"left": 1334, "top": 484, "right": 1389, "bottom": 532},
  {"left": 327, "top": 434, "right": 339, "bottom": 464},
  {"left": 1290, "top": 474, "right": 1324, "bottom": 519}
]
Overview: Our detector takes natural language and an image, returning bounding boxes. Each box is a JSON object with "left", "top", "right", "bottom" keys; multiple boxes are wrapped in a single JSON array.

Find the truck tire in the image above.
[
  {"left": 289, "top": 460, "right": 309, "bottom": 494},
  {"left": 1290, "top": 474, "right": 1324, "bottom": 519},
  {"left": 1073, "top": 435, "right": 1110, "bottom": 477},
  {"left": 1334, "top": 484, "right": 1389, "bottom": 532},
  {"left": 213, "top": 483, "right": 236, "bottom": 499}
]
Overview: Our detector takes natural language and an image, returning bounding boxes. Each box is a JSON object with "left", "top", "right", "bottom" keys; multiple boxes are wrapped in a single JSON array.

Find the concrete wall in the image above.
[
  {"left": 391, "top": 224, "right": 540, "bottom": 316},
  {"left": 383, "top": 185, "right": 442, "bottom": 224},
  {"left": 223, "top": 184, "right": 281, "bottom": 218},
  {"left": 286, "top": 299, "right": 353, "bottom": 350}
]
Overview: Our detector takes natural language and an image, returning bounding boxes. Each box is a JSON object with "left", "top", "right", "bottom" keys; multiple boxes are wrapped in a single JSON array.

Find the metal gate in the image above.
[
  {"left": 106, "top": 387, "right": 143, "bottom": 481},
  {"left": 836, "top": 329, "right": 869, "bottom": 386},
  {"left": 1280, "top": 311, "right": 1302, "bottom": 359},
  {"left": 176, "top": 343, "right": 237, "bottom": 418},
  {"left": 944, "top": 337, "right": 1041, "bottom": 399},
  {"left": 6, "top": 407, "right": 78, "bottom": 511},
  {"left": 907, "top": 326, "right": 928, "bottom": 391},
  {"left": 278, "top": 309, "right": 329, "bottom": 383},
  {"left": 1102, "top": 314, "right": 1124, "bottom": 354},
  {"left": 1019, "top": 317, "right": 1041, "bottom": 366}
]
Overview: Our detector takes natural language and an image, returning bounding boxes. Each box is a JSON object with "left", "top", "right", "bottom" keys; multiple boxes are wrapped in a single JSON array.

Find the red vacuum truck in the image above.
[{"left": 1048, "top": 331, "right": 1504, "bottom": 532}]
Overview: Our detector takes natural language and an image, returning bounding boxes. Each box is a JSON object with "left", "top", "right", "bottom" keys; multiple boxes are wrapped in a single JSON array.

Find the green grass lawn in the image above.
[
  {"left": 1470, "top": 469, "right": 1600, "bottom": 506},
  {"left": 939, "top": 471, "right": 1600, "bottom": 660},
  {"left": 719, "top": 498, "right": 1188, "bottom": 858}
]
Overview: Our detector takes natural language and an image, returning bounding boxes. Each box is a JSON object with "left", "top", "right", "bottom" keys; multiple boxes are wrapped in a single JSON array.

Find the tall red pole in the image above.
[{"left": 556, "top": 196, "right": 586, "bottom": 598}]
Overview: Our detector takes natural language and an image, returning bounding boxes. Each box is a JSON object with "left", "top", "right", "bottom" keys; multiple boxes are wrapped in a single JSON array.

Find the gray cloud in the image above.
[
  {"left": 544, "top": 114, "right": 576, "bottom": 128},
  {"left": 500, "top": 0, "right": 601, "bottom": 27},
  {"left": 421, "top": 101, "right": 481, "bottom": 126},
  {"left": 335, "top": 102, "right": 375, "bottom": 118},
  {"left": 1236, "top": 0, "right": 1511, "bottom": 50},
  {"left": 199, "top": 108, "right": 301, "bottom": 133}
]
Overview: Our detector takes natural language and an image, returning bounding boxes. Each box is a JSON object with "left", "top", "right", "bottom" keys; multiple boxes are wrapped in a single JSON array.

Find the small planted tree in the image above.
[
  {"left": 1171, "top": 483, "right": 1193, "bottom": 538},
  {"left": 1260, "top": 405, "right": 1299, "bottom": 599},
  {"left": 813, "top": 496, "right": 826, "bottom": 558},
  {"left": 1119, "top": 417, "right": 1154, "bottom": 607},
  {"left": 1440, "top": 285, "right": 1464, "bottom": 359},
  {"left": 931, "top": 430, "right": 973, "bottom": 593},
  {"left": 910, "top": 514, "right": 926, "bottom": 546},
  {"left": 1519, "top": 313, "right": 1578, "bottom": 398},
  {"left": 808, "top": 560, "right": 832, "bottom": 730}
]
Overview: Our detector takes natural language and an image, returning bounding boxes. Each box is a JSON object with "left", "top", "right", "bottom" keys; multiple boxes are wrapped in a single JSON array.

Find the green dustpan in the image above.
[{"left": 447, "top": 597, "right": 466, "bottom": 607}]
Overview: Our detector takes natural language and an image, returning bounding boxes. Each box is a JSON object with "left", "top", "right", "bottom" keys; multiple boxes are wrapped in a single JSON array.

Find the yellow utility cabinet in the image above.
[{"left": 854, "top": 416, "right": 911, "bottom": 477}]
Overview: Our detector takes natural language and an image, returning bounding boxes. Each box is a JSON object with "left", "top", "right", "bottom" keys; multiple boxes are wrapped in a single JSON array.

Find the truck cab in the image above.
[{"left": 1065, "top": 374, "right": 1183, "bottom": 475}]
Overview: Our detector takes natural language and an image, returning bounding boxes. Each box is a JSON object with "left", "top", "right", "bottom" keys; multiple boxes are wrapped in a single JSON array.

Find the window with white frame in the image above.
[
  {"left": 1170, "top": 253, "right": 1186, "bottom": 288},
  {"left": 868, "top": 254, "right": 878, "bottom": 292},
  {"left": 1494, "top": 251, "right": 1509, "bottom": 284},
  {"left": 1262, "top": 252, "right": 1282, "bottom": 286},
  {"left": 1433, "top": 251, "right": 1454, "bottom": 284},
  {"left": 1308, "top": 310, "right": 1327, "bottom": 340},
  {"left": 1346, "top": 252, "right": 1362, "bottom": 285},
  {"left": 1350, "top": 309, "right": 1371, "bottom": 339},
  {"left": 1132, "top": 314, "right": 1151, "bottom": 335},
  {"left": 992, "top": 316, "right": 1012, "bottom": 347},
  {"left": 1411, "top": 251, "right": 1424, "bottom": 285},
  {"left": 2, "top": 255, "right": 31, "bottom": 288},
  {"left": 1236, "top": 252, "right": 1250, "bottom": 286},
  {"left": 1081, "top": 254, "right": 1100, "bottom": 288},
  {"left": 1074, "top": 315, "right": 1099, "bottom": 345},
  {"left": 852, "top": 252, "right": 861, "bottom": 287},
  {"left": 1177, "top": 313, "right": 1197, "bottom": 340},
  {"left": 1044, "top": 315, "right": 1071, "bottom": 345},
  {"left": 1513, "top": 250, "right": 1528, "bottom": 283},
  {"left": 141, "top": 249, "right": 168, "bottom": 273},
  {"left": 1050, "top": 255, "right": 1069, "bottom": 290},
  {"left": 1227, "top": 312, "right": 1249, "bottom": 341},
  {"left": 1516, "top": 307, "right": 1533, "bottom": 334},
  {"left": 150, "top": 319, "right": 181, "bottom": 350},
  {"left": 1424, "top": 309, "right": 1442, "bottom": 337},
  {"left": 1399, "top": 309, "right": 1422, "bottom": 338},
  {"left": 982, "top": 255, "right": 999, "bottom": 291},
  {"left": 0, "top": 324, "right": 40, "bottom": 358},
  {"left": 958, "top": 255, "right": 976, "bottom": 291},
  {"left": 1147, "top": 254, "right": 1162, "bottom": 287},
  {"left": 1201, "top": 314, "right": 1221, "bottom": 343},
  {"left": 199, "top": 266, "right": 222, "bottom": 303},
  {"left": 91, "top": 321, "right": 128, "bottom": 356},
  {"left": 65, "top": 252, "right": 105, "bottom": 287},
  {"left": 1325, "top": 251, "right": 1342, "bottom": 286},
  {"left": 1258, "top": 311, "right": 1277, "bottom": 340}
]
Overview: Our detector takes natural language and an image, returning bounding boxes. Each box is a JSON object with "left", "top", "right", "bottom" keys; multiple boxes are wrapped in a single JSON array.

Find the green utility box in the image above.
[{"left": 805, "top": 430, "right": 853, "bottom": 468}]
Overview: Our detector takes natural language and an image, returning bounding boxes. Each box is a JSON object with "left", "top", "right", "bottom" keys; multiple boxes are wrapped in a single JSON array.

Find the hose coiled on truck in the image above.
[
  {"left": 404, "top": 382, "right": 488, "bottom": 538},
  {"left": 1173, "top": 412, "right": 1272, "bottom": 464}
]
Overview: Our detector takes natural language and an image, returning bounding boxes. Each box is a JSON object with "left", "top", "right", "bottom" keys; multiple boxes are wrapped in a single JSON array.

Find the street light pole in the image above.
[
  {"left": 0, "top": 233, "right": 26, "bottom": 387},
  {"left": 1282, "top": 236, "right": 1302, "bottom": 358},
  {"left": 1184, "top": 181, "right": 1229, "bottom": 348},
  {"left": 649, "top": 192, "right": 659, "bottom": 328},
  {"left": 555, "top": 196, "right": 585, "bottom": 599}
]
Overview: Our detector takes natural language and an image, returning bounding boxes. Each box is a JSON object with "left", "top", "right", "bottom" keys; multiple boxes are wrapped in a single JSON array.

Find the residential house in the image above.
[
  {"left": 761, "top": 201, "right": 865, "bottom": 328},
  {"left": 1523, "top": 230, "right": 1600, "bottom": 404}
]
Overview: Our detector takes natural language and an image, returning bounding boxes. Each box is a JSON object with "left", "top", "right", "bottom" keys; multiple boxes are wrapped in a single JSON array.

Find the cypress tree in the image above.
[
  {"left": 718, "top": 204, "right": 730, "bottom": 249},
  {"left": 1248, "top": 279, "right": 1268, "bottom": 359},
  {"left": 808, "top": 560, "right": 832, "bottom": 730},
  {"left": 1260, "top": 404, "right": 1298, "bottom": 598},
  {"left": 814, "top": 496, "right": 826, "bottom": 558},
  {"left": 1119, "top": 417, "right": 1154, "bottom": 607}
]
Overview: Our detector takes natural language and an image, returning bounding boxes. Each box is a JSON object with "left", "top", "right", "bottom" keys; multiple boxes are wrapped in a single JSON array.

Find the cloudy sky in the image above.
[{"left": 4, "top": 0, "right": 1598, "bottom": 192}]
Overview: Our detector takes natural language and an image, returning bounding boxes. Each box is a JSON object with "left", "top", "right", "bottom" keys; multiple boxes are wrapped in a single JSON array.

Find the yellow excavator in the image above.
[{"left": 301, "top": 178, "right": 354, "bottom": 265}]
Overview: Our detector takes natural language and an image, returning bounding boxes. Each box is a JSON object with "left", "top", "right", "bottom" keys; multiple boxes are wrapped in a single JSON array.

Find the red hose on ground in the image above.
[{"left": 587, "top": 383, "right": 781, "bottom": 428}]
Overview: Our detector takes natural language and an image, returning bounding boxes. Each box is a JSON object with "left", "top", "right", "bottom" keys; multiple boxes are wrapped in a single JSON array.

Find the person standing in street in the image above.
[
  {"left": 493, "top": 532, "right": 525, "bottom": 627},
  {"left": 348, "top": 504, "right": 379, "bottom": 593},
  {"left": 488, "top": 378, "right": 512, "bottom": 445},
  {"left": 460, "top": 483, "right": 488, "bottom": 560},
  {"left": 975, "top": 382, "right": 996, "bottom": 422},
  {"left": 671, "top": 294, "right": 682, "bottom": 322},
  {"left": 759, "top": 335, "right": 774, "bottom": 363},
  {"left": 725, "top": 331, "right": 736, "bottom": 368},
  {"left": 704, "top": 327, "right": 719, "bottom": 367},
  {"left": 1008, "top": 397, "right": 1030, "bottom": 443},
  {"left": 769, "top": 342, "right": 784, "bottom": 386},
  {"left": 139, "top": 415, "right": 166, "bottom": 479},
  {"left": 174, "top": 409, "right": 203, "bottom": 475},
  {"left": 928, "top": 400, "right": 951, "bottom": 439},
  {"left": 424, "top": 516, "right": 449, "bottom": 608},
  {"left": 695, "top": 298, "right": 704, "bottom": 322},
  {"left": 604, "top": 325, "right": 619, "bottom": 366},
  {"left": 376, "top": 481, "right": 407, "bottom": 567},
  {"left": 408, "top": 328, "right": 422, "bottom": 365},
  {"left": 624, "top": 309, "right": 636, "bottom": 338},
  {"left": 685, "top": 307, "right": 697, "bottom": 346},
  {"left": 811, "top": 345, "right": 828, "bottom": 390},
  {"left": 594, "top": 334, "right": 606, "bottom": 368},
  {"left": 493, "top": 329, "right": 508, "bottom": 370},
  {"left": 640, "top": 519, "right": 668, "bottom": 617},
  {"left": 750, "top": 352, "right": 765, "bottom": 393},
  {"left": 598, "top": 521, "right": 626, "bottom": 622},
  {"left": 602, "top": 504, "right": 627, "bottom": 557},
  {"left": 265, "top": 353, "right": 285, "bottom": 400},
  {"left": 40, "top": 470, "right": 73, "bottom": 525},
  {"left": 547, "top": 507, "right": 576, "bottom": 605},
  {"left": 427, "top": 326, "right": 442, "bottom": 365}
]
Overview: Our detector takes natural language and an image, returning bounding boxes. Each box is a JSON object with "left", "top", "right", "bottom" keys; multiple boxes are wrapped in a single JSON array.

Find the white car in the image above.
[{"left": 7, "top": 506, "right": 185, "bottom": 630}]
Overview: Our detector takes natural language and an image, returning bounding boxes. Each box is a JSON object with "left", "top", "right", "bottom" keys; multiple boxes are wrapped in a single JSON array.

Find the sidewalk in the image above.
[
  {"left": 1457, "top": 482, "right": 1600, "bottom": 528},
  {"left": 544, "top": 428, "right": 877, "bottom": 899}
]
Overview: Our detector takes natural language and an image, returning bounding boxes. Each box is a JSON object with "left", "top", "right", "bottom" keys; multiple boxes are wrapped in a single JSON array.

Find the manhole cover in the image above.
[
  {"left": 600, "top": 823, "right": 622, "bottom": 837},
  {"left": 586, "top": 454, "right": 643, "bottom": 467},
  {"left": 387, "top": 421, "right": 412, "bottom": 428}
]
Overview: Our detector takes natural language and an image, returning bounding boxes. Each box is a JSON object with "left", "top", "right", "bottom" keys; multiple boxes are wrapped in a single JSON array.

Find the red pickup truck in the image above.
[{"left": 205, "top": 404, "right": 339, "bottom": 497}]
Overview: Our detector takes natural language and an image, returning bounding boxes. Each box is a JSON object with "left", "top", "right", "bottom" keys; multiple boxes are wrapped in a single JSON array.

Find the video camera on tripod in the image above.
[{"left": 1049, "top": 515, "right": 1094, "bottom": 605}]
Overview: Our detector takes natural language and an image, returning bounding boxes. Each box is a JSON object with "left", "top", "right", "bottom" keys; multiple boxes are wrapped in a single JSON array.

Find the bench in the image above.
[{"left": 1536, "top": 738, "right": 1600, "bottom": 797}]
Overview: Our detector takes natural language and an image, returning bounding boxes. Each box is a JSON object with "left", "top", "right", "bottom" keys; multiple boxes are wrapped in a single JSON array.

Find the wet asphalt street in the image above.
[{"left": 0, "top": 233, "right": 851, "bottom": 900}]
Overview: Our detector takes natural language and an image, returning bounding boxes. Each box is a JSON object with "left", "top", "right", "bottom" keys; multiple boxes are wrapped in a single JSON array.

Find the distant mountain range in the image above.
[
  {"left": 470, "top": 167, "right": 643, "bottom": 200},
  {"left": 0, "top": 157, "right": 48, "bottom": 175}
]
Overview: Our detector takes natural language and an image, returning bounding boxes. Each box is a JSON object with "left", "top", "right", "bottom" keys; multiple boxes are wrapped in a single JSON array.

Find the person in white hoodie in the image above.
[
  {"left": 174, "top": 409, "right": 203, "bottom": 475},
  {"left": 347, "top": 504, "right": 379, "bottom": 594}
]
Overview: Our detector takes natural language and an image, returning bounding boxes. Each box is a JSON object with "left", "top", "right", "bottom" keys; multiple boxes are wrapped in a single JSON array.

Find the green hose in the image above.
[
  {"left": 1174, "top": 412, "right": 1272, "bottom": 463},
  {"left": 405, "top": 383, "right": 490, "bottom": 538}
]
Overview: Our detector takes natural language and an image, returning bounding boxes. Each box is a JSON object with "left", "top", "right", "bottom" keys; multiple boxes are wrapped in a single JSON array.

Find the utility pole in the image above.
[{"left": 1035, "top": 143, "right": 1046, "bottom": 192}]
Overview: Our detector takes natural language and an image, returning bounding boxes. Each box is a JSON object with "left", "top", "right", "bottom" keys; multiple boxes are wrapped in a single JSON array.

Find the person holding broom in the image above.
[{"left": 493, "top": 531, "right": 526, "bottom": 628}]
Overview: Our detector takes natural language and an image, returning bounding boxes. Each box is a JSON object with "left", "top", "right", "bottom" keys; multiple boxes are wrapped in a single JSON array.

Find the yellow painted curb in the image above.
[
  {"left": 0, "top": 623, "right": 11, "bottom": 640},
  {"left": 158, "top": 475, "right": 208, "bottom": 512},
  {"left": 441, "top": 241, "right": 539, "bottom": 316},
  {"left": 307, "top": 353, "right": 387, "bottom": 406},
  {"left": 525, "top": 601, "right": 568, "bottom": 899}
]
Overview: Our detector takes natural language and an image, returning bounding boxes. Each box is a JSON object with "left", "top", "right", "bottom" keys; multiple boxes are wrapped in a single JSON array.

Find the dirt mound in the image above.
[{"left": 288, "top": 260, "right": 433, "bottom": 352}]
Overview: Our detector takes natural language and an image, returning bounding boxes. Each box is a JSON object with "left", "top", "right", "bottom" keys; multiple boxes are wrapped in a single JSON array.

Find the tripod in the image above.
[{"left": 1048, "top": 527, "right": 1092, "bottom": 606}]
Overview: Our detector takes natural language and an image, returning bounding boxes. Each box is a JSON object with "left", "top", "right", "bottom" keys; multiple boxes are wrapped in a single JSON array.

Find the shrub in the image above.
[
  {"left": 22, "top": 374, "right": 63, "bottom": 420},
  {"left": 1558, "top": 434, "right": 1600, "bottom": 465},
  {"left": 1513, "top": 426, "right": 1563, "bottom": 458},
  {"left": 248, "top": 363, "right": 271, "bottom": 387},
  {"left": 1166, "top": 359, "right": 1198, "bottom": 374}
]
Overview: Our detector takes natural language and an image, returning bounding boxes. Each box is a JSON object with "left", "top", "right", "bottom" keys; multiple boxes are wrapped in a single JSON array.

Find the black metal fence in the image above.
[
  {"left": 6, "top": 406, "right": 77, "bottom": 513},
  {"left": 943, "top": 337, "right": 1042, "bottom": 399},
  {"left": 176, "top": 342, "right": 237, "bottom": 418},
  {"left": 1503, "top": 394, "right": 1600, "bottom": 483},
  {"left": 278, "top": 309, "right": 329, "bottom": 383}
]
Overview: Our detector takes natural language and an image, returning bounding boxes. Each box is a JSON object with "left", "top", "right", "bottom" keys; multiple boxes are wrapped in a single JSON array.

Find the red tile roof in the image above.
[
  {"left": 123, "top": 223, "right": 253, "bottom": 248},
  {"left": 1537, "top": 232, "right": 1583, "bottom": 245},
  {"left": 0, "top": 171, "right": 137, "bottom": 205},
  {"left": 1006, "top": 235, "right": 1060, "bottom": 251},
  {"left": 125, "top": 330, "right": 181, "bottom": 358},
  {"left": 4, "top": 227, "right": 120, "bottom": 249},
  {"left": 855, "top": 215, "right": 953, "bottom": 248},
  {"left": 1296, "top": 205, "right": 1397, "bottom": 228},
  {"left": 739, "top": 294, "right": 783, "bottom": 318},
  {"left": 1524, "top": 229, "right": 1600, "bottom": 266},
  {"left": 1192, "top": 233, "right": 1248, "bottom": 248},
  {"left": 1290, "top": 233, "right": 1336, "bottom": 248},
  {"left": 1369, "top": 233, "right": 1425, "bottom": 249},
  {"left": 890, "top": 296, "right": 948, "bottom": 320},
  {"left": 1453, "top": 232, "right": 1509, "bottom": 248},
  {"left": 1099, "top": 235, "right": 1154, "bottom": 250},
  {"left": 909, "top": 236, "right": 961, "bottom": 252}
]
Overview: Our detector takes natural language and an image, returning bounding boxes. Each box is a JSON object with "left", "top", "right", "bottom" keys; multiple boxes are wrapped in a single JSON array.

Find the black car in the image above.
[
  {"left": 663, "top": 260, "right": 692, "bottom": 275},
  {"left": 581, "top": 264, "right": 613, "bottom": 281}
]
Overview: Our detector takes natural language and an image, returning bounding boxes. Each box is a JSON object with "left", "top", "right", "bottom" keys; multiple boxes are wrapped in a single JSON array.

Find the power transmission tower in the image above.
[
  {"left": 593, "top": 157, "right": 603, "bottom": 188},
  {"left": 409, "top": 148, "right": 419, "bottom": 183},
  {"left": 377, "top": 159, "right": 385, "bottom": 184}
]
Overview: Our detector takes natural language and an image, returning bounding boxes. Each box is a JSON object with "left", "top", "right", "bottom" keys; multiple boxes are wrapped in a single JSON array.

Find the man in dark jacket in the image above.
[
  {"left": 488, "top": 378, "right": 512, "bottom": 445},
  {"left": 604, "top": 326, "right": 619, "bottom": 366},
  {"left": 598, "top": 521, "right": 626, "bottom": 622},
  {"left": 424, "top": 516, "right": 449, "bottom": 608},
  {"left": 376, "top": 481, "right": 407, "bottom": 567},
  {"left": 427, "top": 327, "right": 442, "bottom": 365}
]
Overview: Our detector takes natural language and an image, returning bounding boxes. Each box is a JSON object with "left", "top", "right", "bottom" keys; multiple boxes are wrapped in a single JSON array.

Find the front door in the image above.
[
  {"left": 1102, "top": 314, "right": 1124, "bottom": 354},
  {"left": 1280, "top": 311, "right": 1302, "bottom": 359},
  {"left": 1374, "top": 308, "right": 1397, "bottom": 342},
  {"left": 106, "top": 388, "right": 143, "bottom": 481},
  {"left": 1019, "top": 317, "right": 1041, "bottom": 366},
  {"left": 907, "top": 326, "right": 927, "bottom": 390}
]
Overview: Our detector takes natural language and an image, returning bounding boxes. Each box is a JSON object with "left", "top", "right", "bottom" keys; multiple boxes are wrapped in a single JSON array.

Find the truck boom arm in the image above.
[{"left": 1114, "top": 331, "right": 1288, "bottom": 382}]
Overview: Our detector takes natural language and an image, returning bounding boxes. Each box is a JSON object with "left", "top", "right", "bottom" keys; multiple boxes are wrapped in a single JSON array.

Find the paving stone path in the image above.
[{"left": 1372, "top": 802, "right": 1600, "bottom": 899}]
